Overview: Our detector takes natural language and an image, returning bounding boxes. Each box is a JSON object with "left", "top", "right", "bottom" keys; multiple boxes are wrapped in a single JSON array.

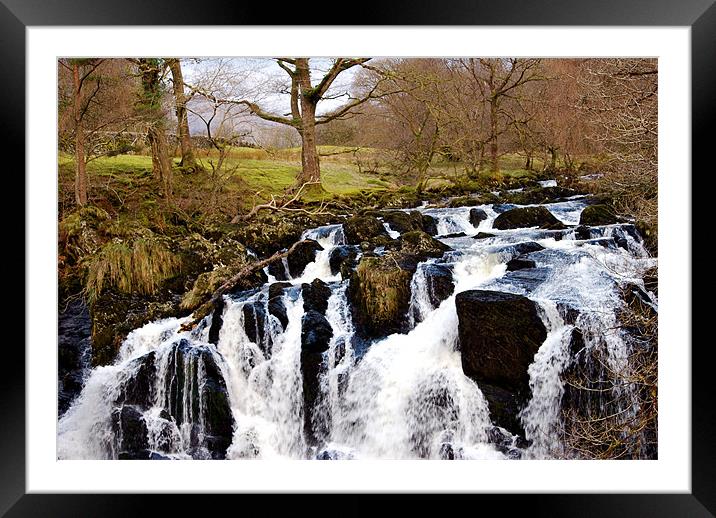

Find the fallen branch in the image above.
[
  {"left": 231, "top": 181, "right": 324, "bottom": 223},
  {"left": 179, "top": 240, "right": 308, "bottom": 332}
]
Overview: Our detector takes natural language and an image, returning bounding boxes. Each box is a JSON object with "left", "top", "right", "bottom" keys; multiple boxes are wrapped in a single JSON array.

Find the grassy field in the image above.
[{"left": 58, "top": 146, "right": 573, "bottom": 223}]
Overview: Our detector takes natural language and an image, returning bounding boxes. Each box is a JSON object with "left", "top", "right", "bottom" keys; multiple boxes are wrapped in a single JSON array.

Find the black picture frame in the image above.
[{"left": 6, "top": 0, "right": 712, "bottom": 515}]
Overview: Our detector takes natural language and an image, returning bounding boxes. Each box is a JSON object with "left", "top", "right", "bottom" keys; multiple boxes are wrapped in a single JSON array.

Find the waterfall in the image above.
[{"left": 59, "top": 195, "right": 657, "bottom": 460}]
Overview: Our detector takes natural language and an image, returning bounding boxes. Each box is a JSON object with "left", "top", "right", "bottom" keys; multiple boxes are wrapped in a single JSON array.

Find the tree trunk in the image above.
[
  {"left": 548, "top": 147, "right": 558, "bottom": 171},
  {"left": 72, "top": 63, "right": 88, "bottom": 206},
  {"left": 295, "top": 58, "right": 321, "bottom": 187},
  {"left": 489, "top": 99, "right": 499, "bottom": 173},
  {"left": 168, "top": 59, "right": 196, "bottom": 170},
  {"left": 148, "top": 126, "right": 173, "bottom": 199}
]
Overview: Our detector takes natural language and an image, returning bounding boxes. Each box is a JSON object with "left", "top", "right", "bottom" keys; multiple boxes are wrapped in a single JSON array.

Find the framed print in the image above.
[{"left": 6, "top": 0, "right": 713, "bottom": 514}]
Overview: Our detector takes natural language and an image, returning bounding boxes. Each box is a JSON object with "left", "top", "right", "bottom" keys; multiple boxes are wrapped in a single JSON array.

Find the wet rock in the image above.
[
  {"left": 493, "top": 203, "right": 517, "bottom": 214},
  {"left": 382, "top": 210, "right": 437, "bottom": 236},
  {"left": 574, "top": 225, "right": 591, "bottom": 240},
  {"left": 267, "top": 282, "right": 291, "bottom": 330},
  {"left": 287, "top": 239, "right": 324, "bottom": 278},
  {"left": 302, "top": 278, "right": 332, "bottom": 315},
  {"left": 392, "top": 230, "right": 451, "bottom": 259},
  {"left": 162, "top": 340, "right": 234, "bottom": 459},
  {"left": 301, "top": 311, "right": 334, "bottom": 353},
  {"left": 343, "top": 215, "right": 392, "bottom": 246},
  {"left": 267, "top": 259, "right": 290, "bottom": 281},
  {"left": 456, "top": 290, "right": 547, "bottom": 434},
  {"left": 423, "top": 263, "right": 455, "bottom": 307},
  {"left": 579, "top": 204, "right": 617, "bottom": 226},
  {"left": 115, "top": 351, "right": 157, "bottom": 408},
  {"left": 582, "top": 237, "right": 618, "bottom": 250},
  {"left": 329, "top": 245, "right": 359, "bottom": 276},
  {"left": 469, "top": 208, "right": 488, "bottom": 227},
  {"left": 300, "top": 311, "right": 333, "bottom": 446},
  {"left": 242, "top": 301, "right": 267, "bottom": 349},
  {"left": 500, "top": 186, "right": 579, "bottom": 205},
  {"left": 493, "top": 206, "right": 566, "bottom": 230},
  {"left": 437, "top": 232, "right": 467, "bottom": 239},
  {"left": 497, "top": 267, "right": 550, "bottom": 293},
  {"left": 473, "top": 232, "right": 496, "bottom": 240},
  {"left": 58, "top": 299, "right": 91, "bottom": 416},
  {"left": 112, "top": 405, "right": 149, "bottom": 457},
  {"left": 207, "top": 297, "right": 224, "bottom": 345},
  {"left": 447, "top": 196, "right": 481, "bottom": 208},
  {"left": 506, "top": 256, "right": 536, "bottom": 271}
]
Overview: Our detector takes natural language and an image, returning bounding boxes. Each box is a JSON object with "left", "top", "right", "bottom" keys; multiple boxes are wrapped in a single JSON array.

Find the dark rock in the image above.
[
  {"left": 207, "top": 297, "right": 224, "bottom": 345},
  {"left": 579, "top": 204, "right": 617, "bottom": 226},
  {"left": 112, "top": 405, "right": 149, "bottom": 456},
  {"left": 469, "top": 208, "right": 489, "bottom": 227},
  {"left": 493, "top": 206, "right": 566, "bottom": 230},
  {"left": 115, "top": 351, "right": 157, "bottom": 408},
  {"left": 493, "top": 203, "right": 517, "bottom": 214},
  {"left": 473, "top": 232, "right": 496, "bottom": 240},
  {"left": 302, "top": 278, "right": 332, "bottom": 315},
  {"left": 506, "top": 256, "right": 536, "bottom": 271},
  {"left": 267, "top": 282, "right": 291, "bottom": 330},
  {"left": 487, "top": 425, "right": 524, "bottom": 458},
  {"left": 301, "top": 310, "right": 334, "bottom": 353},
  {"left": 501, "top": 186, "right": 579, "bottom": 205},
  {"left": 437, "top": 232, "right": 467, "bottom": 239},
  {"left": 479, "top": 383, "right": 528, "bottom": 439},
  {"left": 343, "top": 215, "right": 392, "bottom": 246},
  {"left": 574, "top": 225, "right": 591, "bottom": 240},
  {"left": 498, "top": 267, "right": 550, "bottom": 293},
  {"left": 329, "top": 245, "right": 359, "bottom": 276},
  {"left": 422, "top": 263, "right": 455, "bottom": 307},
  {"left": 456, "top": 290, "right": 547, "bottom": 435},
  {"left": 162, "top": 340, "right": 234, "bottom": 459},
  {"left": 382, "top": 210, "right": 437, "bottom": 236},
  {"left": 557, "top": 303, "right": 580, "bottom": 325},
  {"left": 58, "top": 299, "right": 91, "bottom": 416},
  {"left": 267, "top": 258, "right": 289, "bottom": 281},
  {"left": 242, "top": 301, "right": 267, "bottom": 349},
  {"left": 393, "top": 230, "right": 451, "bottom": 259},
  {"left": 582, "top": 237, "right": 618, "bottom": 250},
  {"left": 506, "top": 241, "right": 546, "bottom": 256},
  {"left": 287, "top": 239, "right": 324, "bottom": 278}
]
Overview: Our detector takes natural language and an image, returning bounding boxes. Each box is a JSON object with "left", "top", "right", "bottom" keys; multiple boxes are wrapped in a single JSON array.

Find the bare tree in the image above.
[
  {"left": 167, "top": 58, "right": 197, "bottom": 170},
  {"left": 189, "top": 58, "right": 387, "bottom": 190}
]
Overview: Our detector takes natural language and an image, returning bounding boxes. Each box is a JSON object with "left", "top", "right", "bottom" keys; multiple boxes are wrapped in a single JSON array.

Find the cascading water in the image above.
[{"left": 58, "top": 190, "right": 657, "bottom": 460}]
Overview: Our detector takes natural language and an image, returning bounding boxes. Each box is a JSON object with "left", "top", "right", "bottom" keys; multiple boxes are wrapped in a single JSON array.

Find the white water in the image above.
[{"left": 58, "top": 196, "right": 656, "bottom": 460}]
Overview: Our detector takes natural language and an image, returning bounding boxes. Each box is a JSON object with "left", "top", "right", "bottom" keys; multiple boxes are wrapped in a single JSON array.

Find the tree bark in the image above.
[
  {"left": 168, "top": 59, "right": 196, "bottom": 170},
  {"left": 149, "top": 126, "right": 173, "bottom": 199},
  {"left": 295, "top": 59, "right": 321, "bottom": 185},
  {"left": 489, "top": 98, "right": 499, "bottom": 172},
  {"left": 72, "top": 62, "right": 88, "bottom": 206}
]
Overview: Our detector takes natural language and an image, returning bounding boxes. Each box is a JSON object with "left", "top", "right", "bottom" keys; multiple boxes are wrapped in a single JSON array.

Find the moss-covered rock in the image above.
[
  {"left": 579, "top": 204, "right": 618, "bottom": 226},
  {"left": 342, "top": 215, "right": 392, "bottom": 246},
  {"left": 389, "top": 230, "right": 451, "bottom": 259},
  {"left": 493, "top": 206, "right": 566, "bottom": 230},
  {"left": 381, "top": 210, "right": 438, "bottom": 236},
  {"left": 348, "top": 255, "right": 415, "bottom": 339}
]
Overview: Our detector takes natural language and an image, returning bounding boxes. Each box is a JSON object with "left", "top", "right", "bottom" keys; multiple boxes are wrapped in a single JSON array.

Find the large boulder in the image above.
[
  {"left": 348, "top": 255, "right": 415, "bottom": 339},
  {"left": 455, "top": 290, "right": 547, "bottom": 435},
  {"left": 342, "top": 215, "right": 392, "bottom": 246},
  {"left": 112, "top": 405, "right": 150, "bottom": 459},
  {"left": 302, "top": 278, "right": 332, "bottom": 315},
  {"left": 493, "top": 206, "right": 566, "bottom": 230},
  {"left": 300, "top": 311, "right": 333, "bottom": 446},
  {"left": 500, "top": 186, "right": 579, "bottom": 205},
  {"left": 382, "top": 211, "right": 438, "bottom": 236},
  {"left": 242, "top": 300, "right": 268, "bottom": 351},
  {"left": 328, "top": 245, "right": 359, "bottom": 276},
  {"left": 162, "top": 340, "right": 234, "bottom": 459},
  {"left": 422, "top": 263, "right": 455, "bottom": 307},
  {"left": 469, "top": 208, "right": 489, "bottom": 227},
  {"left": 579, "top": 204, "right": 618, "bottom": 226},
  {"left": 390, "top": 230, "right": 451, "bottom": 259},
  {"left": 287, "top": 239, "right": 324, "bottom": 278},
  {"left": 115, "top": 351, "right": 157, "bottom": 408}
]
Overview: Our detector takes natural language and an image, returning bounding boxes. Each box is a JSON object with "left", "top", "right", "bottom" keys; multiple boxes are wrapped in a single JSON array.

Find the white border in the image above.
[{"left": 27, "top": 27, "right": 691, "bottom": 493}]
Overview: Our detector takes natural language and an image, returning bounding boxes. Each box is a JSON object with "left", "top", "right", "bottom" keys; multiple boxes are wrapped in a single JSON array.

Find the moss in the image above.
[
  {"left": 349, "top": 255, "right": 414, "bottom": 338},
  {"left": 85, "top": 236, "right": 181, "bottom": 304},
  {"left": 580, "top": 204, "right": 618, "bottom": 226}
]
